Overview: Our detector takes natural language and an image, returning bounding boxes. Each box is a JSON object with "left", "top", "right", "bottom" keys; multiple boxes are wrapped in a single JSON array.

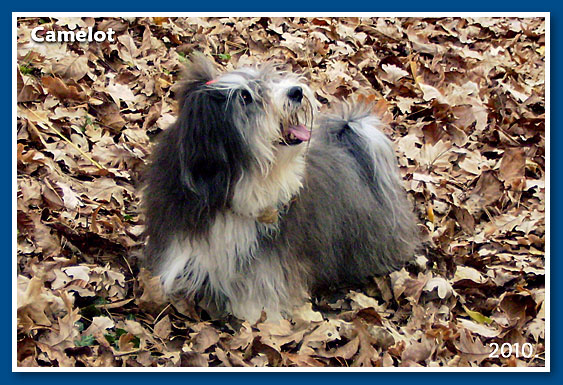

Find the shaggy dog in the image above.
[{"left": 142, "top": 55, "right": 419, "bottom": 322}]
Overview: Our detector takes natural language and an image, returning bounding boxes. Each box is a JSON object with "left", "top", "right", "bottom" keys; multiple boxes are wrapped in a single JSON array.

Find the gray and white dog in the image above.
[{"left": 143, "top": 55, "right": 419, "bottom": 322}]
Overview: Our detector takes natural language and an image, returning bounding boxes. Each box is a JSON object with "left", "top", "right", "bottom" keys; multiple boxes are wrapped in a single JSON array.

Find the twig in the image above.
[
  {"left": 154, "top": 303, "right": 172, "bottom": 325},
  {"left": 95, "top": 298, "right": 135, "bottom": 310},
  {"left": 113, "top": 348, "right": 145, "bottom": 357},
  {"left": 19, "top": 106, "right": 107, "bottom": 171},
  {"left": 122, "top": 254, "right": 135, "bottom": 277}
]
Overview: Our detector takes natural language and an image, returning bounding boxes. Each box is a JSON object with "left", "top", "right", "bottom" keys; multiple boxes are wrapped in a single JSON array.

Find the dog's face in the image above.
[
  {"left": 171, "top": 55, "right": 318, "bottom": 220},
  {"left": 204, "top": 63, "right": 316, "bottom": 174}
]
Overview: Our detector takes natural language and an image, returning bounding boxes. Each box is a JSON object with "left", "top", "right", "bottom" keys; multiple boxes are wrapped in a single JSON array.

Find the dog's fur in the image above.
[{"left": 142, "top": 55, "right": 419, "bottom": 322}]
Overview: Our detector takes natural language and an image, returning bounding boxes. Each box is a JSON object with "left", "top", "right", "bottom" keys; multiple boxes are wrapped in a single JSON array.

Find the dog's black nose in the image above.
[{"left": 287, "top": 86, "right": 303, "bottom": 103}]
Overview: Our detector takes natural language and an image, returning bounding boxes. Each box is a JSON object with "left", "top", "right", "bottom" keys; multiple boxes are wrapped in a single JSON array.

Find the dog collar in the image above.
[
  {"left": 256, "top": 196, "right": 297, "bottom": 224},
  {"left": 256, "top": 207, "right": 279, "bottom": 225},
  {"left": 231, "top": 196, "right": 297, "bottom": 225}
]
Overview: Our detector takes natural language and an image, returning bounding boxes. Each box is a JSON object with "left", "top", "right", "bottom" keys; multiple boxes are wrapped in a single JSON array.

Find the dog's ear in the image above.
[{"left": 173, "top": 75, "right": 248, "bottom": 219}]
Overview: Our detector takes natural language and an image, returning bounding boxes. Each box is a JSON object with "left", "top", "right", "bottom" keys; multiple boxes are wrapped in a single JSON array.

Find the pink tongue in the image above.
[{"left": 289, "top": 124, "right": 311, "bottom": 141}]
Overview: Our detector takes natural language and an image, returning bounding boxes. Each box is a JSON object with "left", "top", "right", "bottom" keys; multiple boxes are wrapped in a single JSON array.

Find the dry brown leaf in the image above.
[
  {"left": 190, "top": 325, "right": 220, "bottom": 353},
  {"left": 17, "top": 70, "right": 43, "bottom": 102},
  {"left": 455, "top": 329, "right": 491, "bottom": 365},
  {"left": 154, "top": 315, "right": 172, "bottom": 340},
  {"left": 499, "top": 147, "right": 526, "bottom": 188},
  {"left": 51, "top": 55, "right": 90, "bottom": 81},
  {"left": 41, "top": 76, "right": 86, "bottom": 101}
]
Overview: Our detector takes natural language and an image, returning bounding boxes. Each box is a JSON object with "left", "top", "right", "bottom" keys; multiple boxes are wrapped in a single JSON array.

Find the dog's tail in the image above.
[
  {"left": 321, "top": 103, "right": 400, "bottom": 185},
  {"left": 320, "top": 103, "right": 420, "bottom": 272}
]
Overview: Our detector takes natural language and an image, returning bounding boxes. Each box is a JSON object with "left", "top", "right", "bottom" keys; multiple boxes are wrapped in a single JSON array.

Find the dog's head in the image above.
[{"left": 170, "top": 54, "right": 317, "bottom": 221}]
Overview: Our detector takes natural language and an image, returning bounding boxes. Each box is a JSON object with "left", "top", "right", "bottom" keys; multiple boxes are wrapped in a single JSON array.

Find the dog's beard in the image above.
[{"left": 229, "top": 96, "right": 314, "bottom": 220}]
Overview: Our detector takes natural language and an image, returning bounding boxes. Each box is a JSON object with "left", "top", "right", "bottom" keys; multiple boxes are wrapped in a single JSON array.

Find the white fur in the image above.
[
  {"left": 231, "top": 144, "right": 307, "bottom": 218},
  {"left": 158, "top": 139, "right": 307, "bottom": 321},
  {"left": 158, "top": 212, "right": 291, "bottom": 321},
  {"left": 158, "top": 214, "right": 259, "bottom": 295}
]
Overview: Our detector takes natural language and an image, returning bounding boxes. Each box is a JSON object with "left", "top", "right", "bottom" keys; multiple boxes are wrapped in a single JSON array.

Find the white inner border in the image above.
[{"left": 13, "top": 12, "right": 550, "bottom": 373}]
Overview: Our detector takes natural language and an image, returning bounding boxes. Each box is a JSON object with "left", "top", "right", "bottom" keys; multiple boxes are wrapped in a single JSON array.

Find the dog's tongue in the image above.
[{"left": 289, "top": 124, "right": 311, "bottom": 142}]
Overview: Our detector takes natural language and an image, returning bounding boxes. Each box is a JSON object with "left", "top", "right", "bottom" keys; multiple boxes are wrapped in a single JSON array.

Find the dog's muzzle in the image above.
[{"left": 279, "top": 86, "right": 312, "bottom": 146}]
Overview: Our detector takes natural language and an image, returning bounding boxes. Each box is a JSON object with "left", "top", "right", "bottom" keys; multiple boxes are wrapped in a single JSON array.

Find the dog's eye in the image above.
[{"left": 240, "top": 89, "right": 253, "bottom": 105}]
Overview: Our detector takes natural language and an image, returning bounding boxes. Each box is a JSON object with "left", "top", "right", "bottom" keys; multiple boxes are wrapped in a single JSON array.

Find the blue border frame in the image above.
[
  {"left": 7, "top": 1, "right": 558, "bottom": 381},
  {"left": 3, "top": 1, "right": 556, "bottom": 11}
]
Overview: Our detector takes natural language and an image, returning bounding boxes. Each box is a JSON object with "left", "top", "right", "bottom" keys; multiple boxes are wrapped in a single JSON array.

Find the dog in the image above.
[{"left": 142, "top": 54, "right": 419, "bottom": 322}]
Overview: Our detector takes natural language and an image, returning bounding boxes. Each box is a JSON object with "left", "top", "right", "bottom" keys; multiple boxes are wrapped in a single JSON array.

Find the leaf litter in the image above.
[{"left": 16, "top": 16, "right": 545, "bottom": 368}]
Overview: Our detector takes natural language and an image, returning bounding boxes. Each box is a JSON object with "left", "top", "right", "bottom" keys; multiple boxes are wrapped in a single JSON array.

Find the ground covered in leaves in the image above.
[{"left": 16, "top": 17, "right": 546, "bottom": 368}]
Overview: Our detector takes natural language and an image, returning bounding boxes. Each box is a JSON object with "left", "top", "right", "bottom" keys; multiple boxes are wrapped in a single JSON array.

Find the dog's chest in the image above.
[{"left": 158, "top": 213, "right": 266, "bottom": 292}]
